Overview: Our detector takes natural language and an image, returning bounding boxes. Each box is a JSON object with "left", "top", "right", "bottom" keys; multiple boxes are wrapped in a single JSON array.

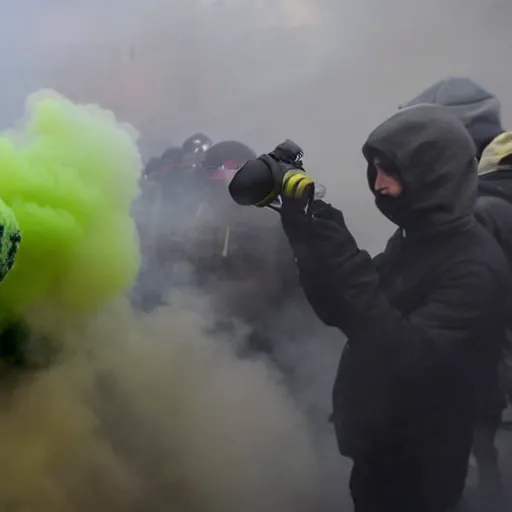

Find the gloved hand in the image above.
[{"left": 281, "top": 199, "right": 357, "bottom": 267}]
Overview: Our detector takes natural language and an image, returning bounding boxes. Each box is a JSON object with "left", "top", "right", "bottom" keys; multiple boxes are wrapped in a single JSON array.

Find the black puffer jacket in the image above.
[
  {"left": 404, "top": 79, "right": 512, "bottom": 417},
  {"left": 281, "top": 105, "right": 510, "bottom": 461}
]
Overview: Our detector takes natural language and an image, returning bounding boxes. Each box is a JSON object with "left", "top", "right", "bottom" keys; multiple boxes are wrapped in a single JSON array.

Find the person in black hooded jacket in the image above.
[
  {"left": 404, "top": 77, "right": 512, "bottom": 506},
  {"left": 403, "top": 77, "right": 512, "bottom": 263},
  {"left": 185, "top": 140, "right": 298, "bottom": 358},
  {"left": 276, "top": 104, "right": 510, "bottom": 511}
]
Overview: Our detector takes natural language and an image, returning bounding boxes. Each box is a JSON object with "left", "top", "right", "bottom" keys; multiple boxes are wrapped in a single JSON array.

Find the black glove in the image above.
[{"left": 281, "top": 199, "right": 357, "bottom": 266}]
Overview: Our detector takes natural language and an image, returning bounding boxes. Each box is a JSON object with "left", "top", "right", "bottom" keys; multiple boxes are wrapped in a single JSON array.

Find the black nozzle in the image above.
[
  {"left": 270, "top": 139, "right": 304, "bottom": 166},
  {"left": 228, "top": 158, "right": 275, "bottom": 206}
]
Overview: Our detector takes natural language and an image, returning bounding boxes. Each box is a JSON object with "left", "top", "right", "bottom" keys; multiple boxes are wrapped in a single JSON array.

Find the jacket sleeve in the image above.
[
  {"left": 475, "top": 196, "right": 512, "bottom": 332},
  {"left": 283, "top": 204, "right": 499, "bottom": 373},
  {"left": 475, "top": 196, "right": 512, "bottom": 267}
]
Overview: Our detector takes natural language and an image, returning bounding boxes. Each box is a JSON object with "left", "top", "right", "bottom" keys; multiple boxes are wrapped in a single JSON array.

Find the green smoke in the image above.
[{"left": 0, "top": 90, "right": 141, "bottom": 323}]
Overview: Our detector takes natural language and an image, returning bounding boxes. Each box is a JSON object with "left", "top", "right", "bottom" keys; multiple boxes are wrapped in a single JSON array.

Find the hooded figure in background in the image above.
[
  {"left": 402, "top": 77, "right": 503, "bottom": 159},
  {"left": 405, "top": 77, "right": 512, "bottom": 506},
  {"left": 278, "top": 104, "right": 510, "bottom": 511},
  {"left": 190, "top": 140, "right": 298, "bottom": 356},
  {"left": 133, "top": 144, "right": 202, "bottom": 312},
  {"left": 404, "top": 77, "right": 512, "bottom": 264}
]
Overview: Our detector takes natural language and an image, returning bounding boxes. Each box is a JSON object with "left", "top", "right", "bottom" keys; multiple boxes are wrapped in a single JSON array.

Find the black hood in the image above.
[
  {"left": 402, "top": 77, "right": 503, "bottom": 158},
  {"left": 363, "top": 104, "right": 478, "bottom": 232}
]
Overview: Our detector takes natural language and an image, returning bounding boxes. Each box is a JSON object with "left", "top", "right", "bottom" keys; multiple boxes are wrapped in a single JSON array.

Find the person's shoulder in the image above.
[
  {"left": 475, "top": 194, "right": 512, "bottom": 217},
  {"left": 475, "top": 194, "right": 512, "bottom": 253},
  {"left": 475, "top": 194, "right": 512, "bottom": 237},
  {"left": 435, "top": 218, "right": 506, "bottom": 275},
  {"left": 466, "top": 221, "right": 510, "bottom": 278},
  {"left": 375, "top": 228, "right": 402, "bottom": 264}
]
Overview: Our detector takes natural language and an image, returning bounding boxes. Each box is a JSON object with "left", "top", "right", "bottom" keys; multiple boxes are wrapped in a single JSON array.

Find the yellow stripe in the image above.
[
  {"left": 295, "top": 176, "right": 314, "bottom": 198},
  {"left": 283, "top": 170, "right": 314, "bottom": 200},
  {"left": 282, "top": 172, "right": 304, "bottom": 197},
  {"left": 254, "top": 188, "right": 279, "bottom": 207},
  {"left": 254, "top": 168, "right": 315, "bottom": 206}
]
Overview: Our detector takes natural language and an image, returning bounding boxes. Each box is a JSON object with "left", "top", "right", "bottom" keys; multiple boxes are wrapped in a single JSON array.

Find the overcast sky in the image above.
[{"left": 0, "top": 0, "right": 511, "bottom": 251}]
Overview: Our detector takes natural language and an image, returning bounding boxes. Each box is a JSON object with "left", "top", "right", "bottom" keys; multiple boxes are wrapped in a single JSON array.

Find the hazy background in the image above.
[
  {"left": 0, "top": 1, "right": 511, "bottom": 510},
  {"left": 2, "top": 0, "right": 511, "bottom": 252}
]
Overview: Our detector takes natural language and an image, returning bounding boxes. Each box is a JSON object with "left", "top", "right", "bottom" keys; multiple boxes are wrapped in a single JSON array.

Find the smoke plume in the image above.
[{"left": 0, "top": 298, "right": 327, "bottom": 511}]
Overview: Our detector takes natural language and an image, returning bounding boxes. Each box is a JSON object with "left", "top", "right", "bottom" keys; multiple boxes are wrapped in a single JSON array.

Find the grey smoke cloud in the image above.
[
  {"left": 0, "top": 1, "right": 511, "bottom": 509},
  {"left": 0, "top": 299, "right": 332, "bottom": 511},
  {"left": 0, "top": 0, "right": 504, "bottom": 250}
]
